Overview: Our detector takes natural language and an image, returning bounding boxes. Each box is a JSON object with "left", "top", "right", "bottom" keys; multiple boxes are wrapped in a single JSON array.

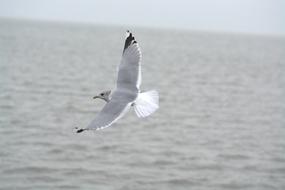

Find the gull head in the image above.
[{"left": 93, "top": 90, "right": 111, "bottom": 102}]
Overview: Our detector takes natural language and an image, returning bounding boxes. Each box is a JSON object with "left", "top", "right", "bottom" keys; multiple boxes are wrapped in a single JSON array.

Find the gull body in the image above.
[{"left": 76, "top": 31, "right": 159, "bottom": 133}]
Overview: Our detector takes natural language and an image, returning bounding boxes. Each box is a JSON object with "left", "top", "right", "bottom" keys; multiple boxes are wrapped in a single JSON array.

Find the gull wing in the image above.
[
  {"left": 77, "top": 31, "right": 141, "bottom": 133},
  {"left": 116, "top": 31, "right": 142, "bottom": 93},
  {"left": 85, "top": 95, "right": 131, "bottom": 131}
]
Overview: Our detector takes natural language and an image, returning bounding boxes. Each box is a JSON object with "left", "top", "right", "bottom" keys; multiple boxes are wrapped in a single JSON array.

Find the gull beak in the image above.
[{"left": 93, "top": 95, "right": 99, "bottom": 99}]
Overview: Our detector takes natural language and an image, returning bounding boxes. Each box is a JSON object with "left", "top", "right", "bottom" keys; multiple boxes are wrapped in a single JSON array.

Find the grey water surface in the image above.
[{"left": 0, "top": 19, "right": 285, "bottom": 190}]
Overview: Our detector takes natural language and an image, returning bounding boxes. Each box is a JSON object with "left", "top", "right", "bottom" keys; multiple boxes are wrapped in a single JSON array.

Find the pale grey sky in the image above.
[{"left": 0, "top": 0, "right": 284, "bottom": 35}]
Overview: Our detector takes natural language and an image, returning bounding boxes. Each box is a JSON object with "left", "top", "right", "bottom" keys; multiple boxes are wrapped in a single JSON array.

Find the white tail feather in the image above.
[{"left": 134, "top": 90, "right": 159, "bottom": 118}]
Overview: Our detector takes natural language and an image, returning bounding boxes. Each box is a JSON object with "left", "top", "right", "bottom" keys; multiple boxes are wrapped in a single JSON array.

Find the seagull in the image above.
[{"left": 76, "top": 31, "right": 159, "bottom": 133}]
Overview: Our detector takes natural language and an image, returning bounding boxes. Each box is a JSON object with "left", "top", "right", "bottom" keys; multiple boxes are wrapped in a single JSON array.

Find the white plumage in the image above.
[{"left": 76, "top": 31, "right": 159, "bottom": 133}]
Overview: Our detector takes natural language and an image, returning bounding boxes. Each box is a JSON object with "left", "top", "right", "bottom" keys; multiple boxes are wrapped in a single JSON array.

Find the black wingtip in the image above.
[
  {"left": 123, "top": 30, "right": 135, "bottom": 52},
  {"left": 126, "top": 30, "right": 132, "bottom": 38},
  {"left": 76, "top": 129, "right": 84, "bottom": 133}
]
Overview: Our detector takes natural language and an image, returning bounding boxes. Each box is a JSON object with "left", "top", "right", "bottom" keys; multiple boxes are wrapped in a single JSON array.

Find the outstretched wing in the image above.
[
  {"left": 84, "top": 95, "right": 131, "bottom": 131},
  {"left": 116, "top": 31, "right": 142, "bottom": 93},
  {"left": 77, "top": 31, "right": 141, "bottom": 133}
]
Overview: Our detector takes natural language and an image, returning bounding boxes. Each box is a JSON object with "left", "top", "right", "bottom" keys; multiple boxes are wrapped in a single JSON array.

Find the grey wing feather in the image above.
[
  {"left": 116, "top": 31, "right": 142, "bottom": 93},
  {"left": 86, "top": 96, "right": 131, "bottom": 130}
]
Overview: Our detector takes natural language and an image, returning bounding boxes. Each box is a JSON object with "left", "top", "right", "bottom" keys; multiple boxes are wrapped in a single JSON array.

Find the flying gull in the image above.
[{"left": 76, "top": 31, "right": 159, "bottom": 133}]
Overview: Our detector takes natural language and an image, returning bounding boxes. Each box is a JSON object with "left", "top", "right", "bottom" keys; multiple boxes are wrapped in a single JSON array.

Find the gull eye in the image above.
[{"left": 100, "top": 93, "right": 104, "bottom": 96}]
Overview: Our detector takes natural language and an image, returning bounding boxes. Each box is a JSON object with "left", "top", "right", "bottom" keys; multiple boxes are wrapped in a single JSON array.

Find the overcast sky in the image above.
[{"left": 0, "top": 0, "right": 284, "bottom": 35}]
